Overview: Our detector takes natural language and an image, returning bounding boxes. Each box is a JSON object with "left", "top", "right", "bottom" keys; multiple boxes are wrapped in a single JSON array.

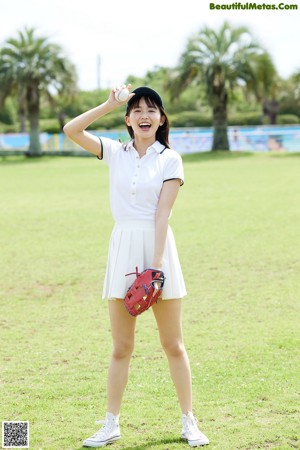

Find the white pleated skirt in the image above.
[{"left": 102, "top": 220, "right": 187, "bottom": 300}]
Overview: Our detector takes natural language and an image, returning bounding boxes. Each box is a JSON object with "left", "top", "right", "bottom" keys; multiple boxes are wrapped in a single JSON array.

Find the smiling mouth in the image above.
[{"left": 139, "top": 123, "right": 151, "bottom": 130}]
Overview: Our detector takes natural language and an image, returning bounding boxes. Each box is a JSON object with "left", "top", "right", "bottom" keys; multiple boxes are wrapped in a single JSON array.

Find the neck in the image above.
[{"left": 133, "top": 136, "right": 156, "bottom": 155}]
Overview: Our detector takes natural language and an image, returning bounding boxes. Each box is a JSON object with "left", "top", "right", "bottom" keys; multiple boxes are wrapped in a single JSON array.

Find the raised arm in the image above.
[{"left": 63, "top": 85, "right": 133, "bottom": 157}]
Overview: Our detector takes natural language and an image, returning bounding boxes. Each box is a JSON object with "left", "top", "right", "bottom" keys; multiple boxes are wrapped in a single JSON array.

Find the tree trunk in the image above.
[
  {"left": 18, "top": 94, "right": 26, "bottom": 132},
  {"left": 58, "top": 111, "right": 66, "bottom": 131},
  {"left": 263, "top": 99, "right": 278, "bottom": 125},
  {"left": 26, "top": 82, "right": 41, "bottom": 155},
  {"left": 211, "top": 86, "right": 229, "bottom": 151},
  {"left": 19, "top": 108, "right": 26, "bottom": 133}
]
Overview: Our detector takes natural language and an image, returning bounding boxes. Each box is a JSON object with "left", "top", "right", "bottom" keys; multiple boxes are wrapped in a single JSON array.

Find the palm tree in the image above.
[
  {"left": 277, "top": 70, "right": 300, "bottom": 121},
  {"left": 172, "top": 21, "right": 277, "bottom": 150},
  {"left": 0, "top": 27, "right": 77, "bottom": 154},
  {"left": 245, "top": 52, "right": 279, "bottom": 124}
]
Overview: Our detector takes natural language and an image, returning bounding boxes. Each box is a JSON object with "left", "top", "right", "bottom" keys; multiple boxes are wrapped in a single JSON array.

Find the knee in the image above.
[
  {"left": 161, "top": 339, "right": 186, "bottom": 358},
  {"left": 112, "top": 339, "right": 134, "bottom": 360}
]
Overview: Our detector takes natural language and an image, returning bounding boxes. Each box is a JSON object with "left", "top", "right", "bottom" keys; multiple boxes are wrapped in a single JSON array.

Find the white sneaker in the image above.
[
  {"left": 182, "top": 412, "right": 209, "bottom": 447},
  {"left": 83, "top": 412, "right": 121, "bottom": 447}
]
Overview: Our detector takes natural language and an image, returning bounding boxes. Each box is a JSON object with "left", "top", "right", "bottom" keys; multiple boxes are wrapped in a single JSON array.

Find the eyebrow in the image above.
[{"left": 133, "top": 104, "right": 158, "bottom": 109}]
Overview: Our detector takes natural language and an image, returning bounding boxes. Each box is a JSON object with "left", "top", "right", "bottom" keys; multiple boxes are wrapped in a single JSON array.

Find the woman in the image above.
[{"left": 63, "top": 85, "right": 209, "bottom": 448}]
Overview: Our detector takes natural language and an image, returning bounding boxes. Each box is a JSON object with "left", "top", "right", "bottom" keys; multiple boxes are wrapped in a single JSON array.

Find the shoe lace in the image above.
[
  {"left": 93, "top": 419, "right": 114, "bottom": 438},
  {"left": 184, "top": 414, "right": 199, "bottom": 434}
]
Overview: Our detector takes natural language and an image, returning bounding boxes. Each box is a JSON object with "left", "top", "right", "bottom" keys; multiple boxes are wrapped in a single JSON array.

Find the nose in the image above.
[{"left": 141, "top": 110, "right": 149, "bottom": 119}]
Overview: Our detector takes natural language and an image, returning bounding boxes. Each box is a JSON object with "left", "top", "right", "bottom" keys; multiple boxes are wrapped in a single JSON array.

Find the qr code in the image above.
[{"left": 2, "top": 421, "right": 29, "bottom": 448}]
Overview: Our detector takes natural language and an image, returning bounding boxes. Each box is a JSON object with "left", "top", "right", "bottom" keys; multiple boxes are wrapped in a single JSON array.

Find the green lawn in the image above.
[{"left": 0, "top": 152, "right": 299, "bottom": 450}]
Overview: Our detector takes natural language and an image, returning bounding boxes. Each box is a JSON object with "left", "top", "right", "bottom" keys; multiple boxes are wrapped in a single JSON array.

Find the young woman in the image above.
[{"left": 63, "top": 85, "right": 209, "bottom": 448}]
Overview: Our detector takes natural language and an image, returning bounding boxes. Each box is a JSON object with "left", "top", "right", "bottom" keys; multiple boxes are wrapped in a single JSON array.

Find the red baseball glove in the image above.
[{"left": 124, "top": 267, "right": 165, "bottom": 316}]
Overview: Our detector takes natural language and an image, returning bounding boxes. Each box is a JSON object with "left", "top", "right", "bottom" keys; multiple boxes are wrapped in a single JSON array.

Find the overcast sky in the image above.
[{"left": 1, "top": 0, "right": 299, "bottom": 91}]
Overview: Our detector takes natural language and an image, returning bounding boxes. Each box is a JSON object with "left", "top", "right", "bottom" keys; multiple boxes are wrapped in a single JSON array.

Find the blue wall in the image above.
[{"left": 1, "top": 126, "right": 300, "bottom": 153}]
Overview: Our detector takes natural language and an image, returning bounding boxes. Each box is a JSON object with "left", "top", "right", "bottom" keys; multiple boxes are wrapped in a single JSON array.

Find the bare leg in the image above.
[
  {"left": 152, "top": 298, "right": 192, "bottom": 413},
  {"left": 107, "top": 299, "right": 136, "bottom": 415}
]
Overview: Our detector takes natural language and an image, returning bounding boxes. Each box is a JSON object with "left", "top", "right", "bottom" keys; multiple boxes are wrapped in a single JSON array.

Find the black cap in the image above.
[{"left": 126, "top": 86, "right": 164, "bottom": 114}]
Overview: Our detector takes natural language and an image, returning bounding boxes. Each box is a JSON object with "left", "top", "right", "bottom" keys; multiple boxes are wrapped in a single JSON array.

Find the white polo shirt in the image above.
[{"left": 99, "top": 138, "right": 184, "bottom": 222}]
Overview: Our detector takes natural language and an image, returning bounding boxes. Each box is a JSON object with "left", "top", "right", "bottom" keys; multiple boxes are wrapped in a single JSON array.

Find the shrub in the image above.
[
  {"left": 169, "top": 111, "right": 212, "bottom": 127},
  {"left": 0, "top": 122, "right": 20, "bottom": 133},
  {"left": 87, "top": 112, "right": 126, "bottom": 130},
  {"left": 0, "top": 97, "right": 18, "bottom": 125},
  {"left": 228, "top": 112, "right": 263, "bottom": 126},
  {"left": 39, "top": 119, "right": 61, "bottom": 133},
  {"left": 276, "top": 114, "right": 299, "bottom": 124}
]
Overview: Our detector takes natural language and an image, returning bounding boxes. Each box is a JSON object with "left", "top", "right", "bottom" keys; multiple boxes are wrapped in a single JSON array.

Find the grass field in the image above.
[{"left": 0, "top": 152, "right": 299, "bottom": 450}]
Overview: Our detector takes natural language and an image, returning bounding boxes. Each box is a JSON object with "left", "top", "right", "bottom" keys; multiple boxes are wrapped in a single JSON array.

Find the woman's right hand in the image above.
[
  {"left": 107, "top": 84, "right": 135, "bottom": 107},
  {"left": 63, "top": 83, "right": 135, "bottom": 156}
]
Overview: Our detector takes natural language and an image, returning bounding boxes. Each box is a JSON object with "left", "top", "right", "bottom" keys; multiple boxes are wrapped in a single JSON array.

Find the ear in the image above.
[
  {"left": 125, "top": 115, "right": 131, "bottom": 126},
  {"left": 160, "top": 115, "right": 166, "bottom": 126}
]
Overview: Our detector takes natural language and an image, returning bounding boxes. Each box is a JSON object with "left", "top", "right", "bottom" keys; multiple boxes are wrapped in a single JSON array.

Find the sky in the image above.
[{"left": 1, "top": 0, "right": 300, "bottom": 91}]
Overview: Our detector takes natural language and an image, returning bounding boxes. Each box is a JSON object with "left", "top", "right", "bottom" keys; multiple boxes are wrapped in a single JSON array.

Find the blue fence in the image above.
[{"left": 0, "top": 126, "right": 299, "bottom": 154}]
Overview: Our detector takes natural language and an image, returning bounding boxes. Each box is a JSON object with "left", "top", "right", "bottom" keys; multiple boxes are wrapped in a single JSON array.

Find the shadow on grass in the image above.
[
  {"left": 268, "top": 151, "right": 300, "bottom": 158},
  {"left": 182, "top": 150, "right": 300, "bottom": 163},
  {"left": 1, "top": 151, "right": 251, "bottom": 165},
  {"left": 182, "top": 150, "right": 254, "bottom": 163},
  {"left": 76, "top": 437, "right": 183, "bottom": 450},
  {"left": 0, "top": 154, "right": 53, "bottom": 166},
  {"left": 1, "top": 151, "right": 300, "bottom": 167},
  {"left": 0, "top": 152, "right": 95, "bottom": 166}
]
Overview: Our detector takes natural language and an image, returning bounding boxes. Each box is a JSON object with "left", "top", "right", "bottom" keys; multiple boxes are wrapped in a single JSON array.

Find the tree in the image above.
[
  {"left": 245, "top": 52, "right": 279, "bottom": 124},
  {"left": 0, "top": 27, "right": 77, "bottom": 154},
  {"left": 172, "top": 21, "right": 277, "bottom": 150},
  {"left": 278, "top": 70, "right": 300, "bottom": 120},
  {"left": 128, "top": 65, "right": 209, "bottom": 115}
]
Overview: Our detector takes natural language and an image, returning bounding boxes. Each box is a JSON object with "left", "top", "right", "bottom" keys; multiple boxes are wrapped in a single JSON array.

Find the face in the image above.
[{"left": 125, "top": 97, "right": 165, "bottom": 140}]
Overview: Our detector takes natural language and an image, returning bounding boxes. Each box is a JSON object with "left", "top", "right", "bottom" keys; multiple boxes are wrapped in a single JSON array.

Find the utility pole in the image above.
[{"left": 97, "top": 54, "right": 101, "bottom": 90}]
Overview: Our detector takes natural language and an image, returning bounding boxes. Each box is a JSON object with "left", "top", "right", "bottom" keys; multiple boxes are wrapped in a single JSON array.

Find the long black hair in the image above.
[{"left": 125, "top": 96, "right": 170, "bottom": 149}]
